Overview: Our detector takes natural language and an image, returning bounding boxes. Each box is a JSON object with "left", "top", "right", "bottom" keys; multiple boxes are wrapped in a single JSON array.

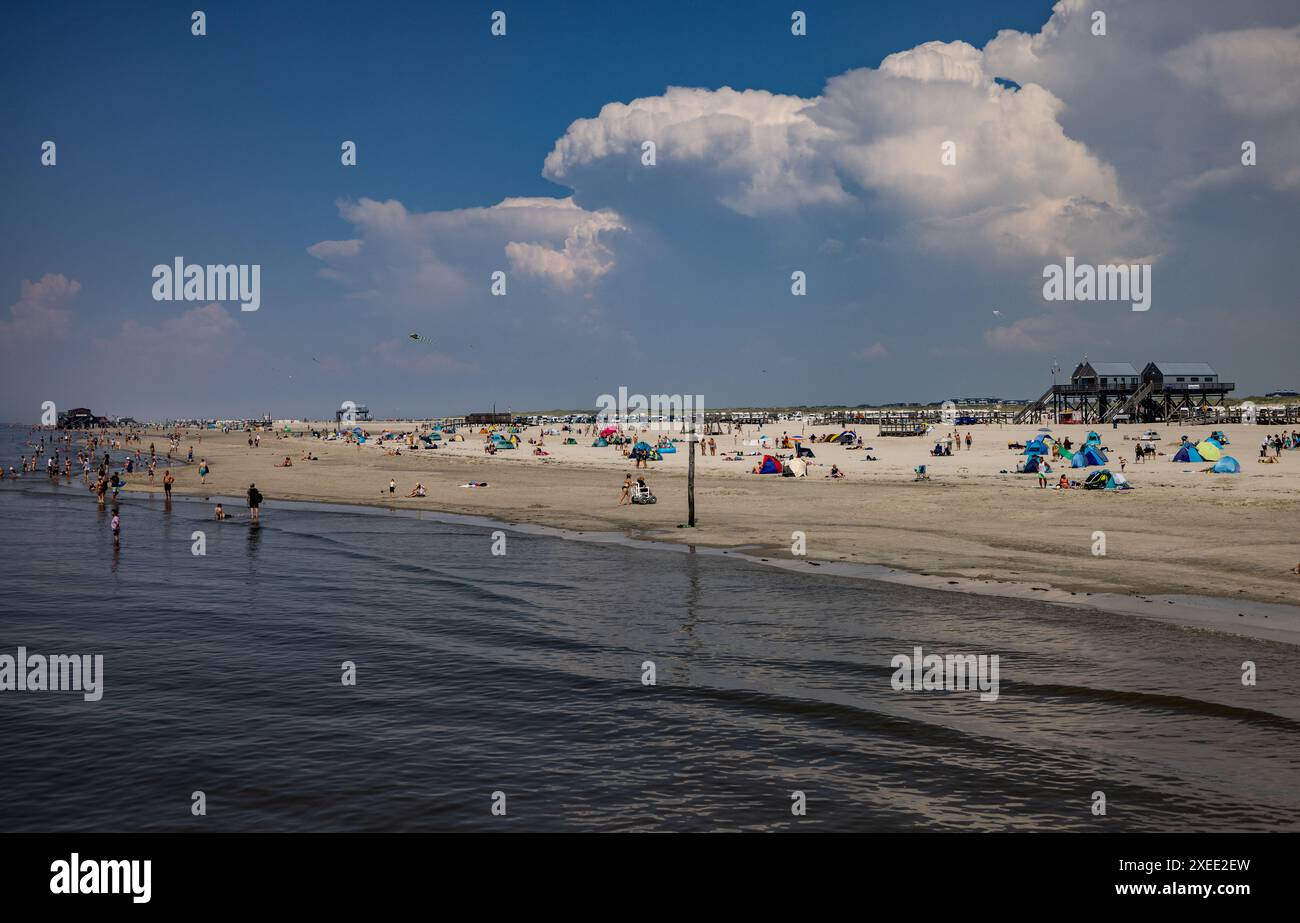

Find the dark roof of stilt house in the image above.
[
  {"left": 1081, "top": 362, "right": 1138, "bottom": 377},
  {"left": 1145, "top": 362, "right": 1218, "bottom": 377},
  {"left": 1071, "top": 361, "right": 1139, "bottom": 381}
]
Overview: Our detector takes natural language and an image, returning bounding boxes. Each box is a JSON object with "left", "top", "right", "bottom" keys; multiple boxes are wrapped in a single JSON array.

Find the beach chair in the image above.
[{"left": 913, "top": 465, "right": 929, "bottom": 481}]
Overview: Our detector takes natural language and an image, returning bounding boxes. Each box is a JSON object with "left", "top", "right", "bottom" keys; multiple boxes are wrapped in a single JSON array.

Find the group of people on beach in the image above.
[{"left": 1260, "top": 431, "right": 1298, "bottom": 459}]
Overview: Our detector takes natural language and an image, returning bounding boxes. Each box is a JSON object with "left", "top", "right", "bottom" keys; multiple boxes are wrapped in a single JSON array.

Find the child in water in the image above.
[
  {"left": 214, "top": 503, "right": 225, "bottom": 520},
  {"left": 111, "top": 509, "right": 121, "bottom": 543}
]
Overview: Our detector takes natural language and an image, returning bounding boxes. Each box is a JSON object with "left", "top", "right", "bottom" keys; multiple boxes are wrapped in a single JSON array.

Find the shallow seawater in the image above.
[{"left": 1, "top": 431, "right": 1298, "bottom": 831}]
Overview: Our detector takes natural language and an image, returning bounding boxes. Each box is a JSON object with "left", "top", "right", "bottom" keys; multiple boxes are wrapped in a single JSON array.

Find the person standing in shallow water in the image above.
[{"left": 247, "top": 483, "right": 263, "bottom": 524}]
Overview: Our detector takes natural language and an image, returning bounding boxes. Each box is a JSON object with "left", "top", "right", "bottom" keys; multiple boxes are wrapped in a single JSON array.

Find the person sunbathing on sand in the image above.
[
  {"left": 828, "top": 465, "right": 844, "bottom": 479},
  {"left": 276, "top": 456, "right": 293, "bottom": 467},
  {"left": 406, "top": 483, "right": 426, "bottom": 498}
]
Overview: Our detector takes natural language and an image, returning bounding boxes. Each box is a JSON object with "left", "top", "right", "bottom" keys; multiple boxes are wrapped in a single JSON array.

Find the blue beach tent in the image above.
[
  {"left": 1070, "top": 445, "right": 1108, "bottom": 468},
  {"left": 1172, "top": 443, "right": 1202, "bottom": 463},
  {"left": 1212, "top": 456, "right": 1241, "bottom": 473}
]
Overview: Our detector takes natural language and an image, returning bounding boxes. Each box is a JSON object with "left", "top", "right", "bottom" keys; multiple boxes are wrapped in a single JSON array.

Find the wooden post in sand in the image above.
[{"left": 687, "top": 414, "right": 696, "bottom": 527}]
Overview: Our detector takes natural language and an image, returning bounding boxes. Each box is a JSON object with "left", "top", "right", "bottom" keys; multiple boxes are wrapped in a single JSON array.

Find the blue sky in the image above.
[{"left": 2, "top": 0, "right": 1297, "bottom": 420}]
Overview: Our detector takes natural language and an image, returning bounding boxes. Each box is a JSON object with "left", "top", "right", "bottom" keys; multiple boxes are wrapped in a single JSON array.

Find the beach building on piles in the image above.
[
  {"left": 1015, "top": 358, "right": 1235, "bottom": 424},
  {"left": 57, "top": 407, "right": 101, "bottom": 429}
]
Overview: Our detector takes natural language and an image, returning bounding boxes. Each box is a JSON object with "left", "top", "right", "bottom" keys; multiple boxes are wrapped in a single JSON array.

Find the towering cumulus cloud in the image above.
[
  {"left": 542, "top": 36, "right": 1143, "bottom": 261},
  {"left": 539, "top": 0, "right": 1297, "bottom": 264}
]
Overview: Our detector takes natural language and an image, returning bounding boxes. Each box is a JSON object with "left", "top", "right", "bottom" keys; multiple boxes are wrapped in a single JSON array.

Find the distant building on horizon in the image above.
[
  {"left": 57, "top": 407, "right": 98, "bottom": 428},
  {"left": 1015, "top": 358, "right": 1234, "bottom": 424}
]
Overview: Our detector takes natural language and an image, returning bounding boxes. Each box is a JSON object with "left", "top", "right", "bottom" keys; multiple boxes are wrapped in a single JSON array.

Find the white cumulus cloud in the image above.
[
  {"left": 0, "top": 274, "right": 80, "bottom": 344},
  {"left": 308, "top": 196, "right": 626, "bottom": 305}
]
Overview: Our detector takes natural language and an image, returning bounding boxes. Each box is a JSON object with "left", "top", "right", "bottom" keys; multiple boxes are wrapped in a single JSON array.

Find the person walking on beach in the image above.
[
  {"left": 247, "top": 483, "right": 263, "bottom": 523},
  {"left": 163, "top": 469, "right": 174, "bottom": 499},
  {"left": 619, "top": 473, "right": 632, "bottom": 506},
  {"left": 966, "top": 432, "right": 972, "bottom": 450},
  {"left": 389, "top": 478, "right": 396, "bottom": 494},
  {"left": 199, "top": 459, "right": 209, "bottom": 484}
]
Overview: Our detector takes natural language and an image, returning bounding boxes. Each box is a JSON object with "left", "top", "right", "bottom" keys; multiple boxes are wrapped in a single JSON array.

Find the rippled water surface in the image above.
[{"left": 1, "top": 434, "right": 1298, "bottom": 831}]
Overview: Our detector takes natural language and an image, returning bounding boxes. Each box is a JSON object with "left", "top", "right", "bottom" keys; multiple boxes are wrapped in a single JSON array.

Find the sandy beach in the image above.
[{"left": 113, "top": 420, "right": 1300, "bottom": 628}]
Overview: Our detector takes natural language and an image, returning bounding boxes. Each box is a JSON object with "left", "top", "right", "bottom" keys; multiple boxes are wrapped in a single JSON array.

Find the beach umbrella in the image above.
[{"left": 599, "top": 426, "right": 617, "bottom": 438}]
